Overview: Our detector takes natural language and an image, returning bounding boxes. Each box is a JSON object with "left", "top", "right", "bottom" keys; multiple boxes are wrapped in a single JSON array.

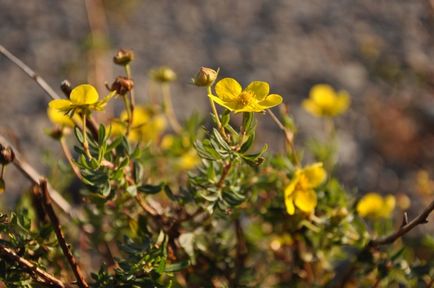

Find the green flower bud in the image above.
[
  {"left": 150, "top": 67, "right": 176, "bottom": 83},
  {"left": 192, "top": 67, "right": 218, "bottom": 87}
]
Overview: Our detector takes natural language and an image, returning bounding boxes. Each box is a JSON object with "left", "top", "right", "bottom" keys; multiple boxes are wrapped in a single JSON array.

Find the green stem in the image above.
[
  {"left": 0, "top": 165, "right": 4, "bottom": 179},
  {"left": 124, "top": 64, "right": 135, "bottom": 126},
  {"left": 267, "top": 109, "right": 300, "bottom": 166},
  {"left": 207, "top": 86, "right": 228, "bottom": 140},
  {"left": 162, "top": 84, "right": 182, "bottom": 133},
  {"left": 82, "top": 114, "right": 92, "bottom": 159},
  {"left": 122, "top": 94, "right": 132, "bottom": 136}
]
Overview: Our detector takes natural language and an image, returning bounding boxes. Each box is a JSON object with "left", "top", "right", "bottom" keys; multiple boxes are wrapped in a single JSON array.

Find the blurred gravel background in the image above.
[{"left": 1, "top": 0, "right": 434, "bottom": 212}]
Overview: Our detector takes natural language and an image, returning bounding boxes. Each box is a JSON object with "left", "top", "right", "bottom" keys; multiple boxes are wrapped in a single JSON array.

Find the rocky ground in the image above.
[{"left": 1, "top": 0, "right": 434, "bottom": 216}]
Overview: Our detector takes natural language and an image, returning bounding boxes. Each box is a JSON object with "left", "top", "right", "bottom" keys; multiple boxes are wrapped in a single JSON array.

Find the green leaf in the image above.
[
  {"left": 74, "top": 126, "right": 84, "bottom": 144},
  {"left": 164, "top": 260, "right": 190, "bottom": 272},
  {"left": 138, "top": 184, "right": 162, "bottom": 195},
  {"left": 98, "top": 124, "right": 106, "bottom": 145}
]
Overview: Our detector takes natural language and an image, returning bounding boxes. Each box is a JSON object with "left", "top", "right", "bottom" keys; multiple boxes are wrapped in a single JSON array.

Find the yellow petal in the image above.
[
  {"left": 49, "top": 99, "right": 73, "bottom": 110},
  {"left": 302, "top": 163, "right": 327, "bottom": 189},
  {"left": 258, "top": 94, "right": 283, "bottom": 109},
  {"left": 294, "top": 189, "right": 317, "bottom": 213},
  {"left": 245, "top": 81, "right": 269, "bottom": 101},
  {"left": 310, "top": 84, "right": 336, "bottom": 107},
  {"left": 47, "top": 107, "right": 74, "bottom": 127},
  {"left": 70, "top": 84, "right": 99, "bottom": 105},
  {"left": 284, "top": 178, "right": 298, "bottom": 198},
  {"left": 382, "top": 195, "right": 396, "bottom": 218},
  {"left": 285, "top": 194, "right": 295, "bottom": 215},
  {"left": 110, "top": 120, "right": 126, "bottom": 136},
  {"left": 356, "top": 193, "right": 383, "bottom": 218},
  {"left": 302, "top": 99, "right": 322, "bottom": 117},
  {"left": 208, "top": 94, "right": 238, "bottom": 111},
  {"left": 215, "top": 78, "right": 242, "bottom": 101},
  {"left": 334, "top": 91, "right": 350, "bottom": 115}
]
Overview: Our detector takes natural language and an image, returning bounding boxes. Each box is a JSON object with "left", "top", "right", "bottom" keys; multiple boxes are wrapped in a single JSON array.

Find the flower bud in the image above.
[
  {"left": 0, "top": 145, "right": 15, "bottom": 165},
  {"left": 113, "top": 49, "right": 134, "bottom": 66},
  {"left": 192, "top": 67, "right": 218, "bottom": 87},
  {"left": 150, "top": 67, "right": 176, "bottom": 83},
  {"left": 110, "top": 76, "right": 134, "bottom": 95}
]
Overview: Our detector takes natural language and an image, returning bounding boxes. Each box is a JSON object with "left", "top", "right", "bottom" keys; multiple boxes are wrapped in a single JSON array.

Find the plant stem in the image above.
[
  {"left": 60, "top": 136, "right": 83, "bottom": 181},
  {"left": 125, "top": 64, "right": 135, "bottom": 113},
  {"left": 162, "top": 84, "right": 182, "bottom": 133},
  {"left": 122, "top": 94, "right": 132, "bottom": 136},
  {"left": 38, "top": 179, "right": 89, "bottom": 288},
  {"left": 0, "top": 134, "right": 77, "bottom": 219},
  {"left": 0, "top": 243, "right": 67, "bottom": 288},
  {"left": 369, "top": 199, "right": 434, "bottom": 246},
  {"left": 0, "top": 45, "right": 60, "bottom": 100},
  {"left": 267, "top": 109, "right": 300, "bottom": 166},
  {"left": 207, "top": 86, "right": 229, "bottom": 140},
  {"left": 82, "top": 114, "right": 92, "bottom": 159}
]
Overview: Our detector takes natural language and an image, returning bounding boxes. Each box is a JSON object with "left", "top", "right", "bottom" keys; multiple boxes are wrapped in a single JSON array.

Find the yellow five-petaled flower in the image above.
[
  {"left": 49, "top": 84, "right": 104, "bottom": 115},
  {"left": 209, "top": 78, "right": 283, "bottom": 113},
  {"left": 284, "top": 163, "right": 327, "bottom": 215},
  {"left": 302, "top": 84, "right": 350, "bottom": 117}
]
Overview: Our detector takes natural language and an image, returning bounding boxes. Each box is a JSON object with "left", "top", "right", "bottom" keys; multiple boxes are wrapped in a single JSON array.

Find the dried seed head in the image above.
[
  {"left": 0, "top": 145, "right": 15, "bottom": 165},
  {"left": 110, "top": 76, "right": 134, "bottom": 95},
  {"left": 113, "top": 49, "right": 134, "bottom": 66}
]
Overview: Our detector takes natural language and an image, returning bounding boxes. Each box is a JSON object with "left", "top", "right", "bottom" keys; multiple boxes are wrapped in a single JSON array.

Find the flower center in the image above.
[{"left": 237, "top": 91, "right": 254, "bottom": 106}]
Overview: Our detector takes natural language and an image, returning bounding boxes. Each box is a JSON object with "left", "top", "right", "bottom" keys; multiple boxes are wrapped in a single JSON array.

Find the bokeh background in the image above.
[{"left": 1, "top": 0, "right": 434, "bottom": 215}]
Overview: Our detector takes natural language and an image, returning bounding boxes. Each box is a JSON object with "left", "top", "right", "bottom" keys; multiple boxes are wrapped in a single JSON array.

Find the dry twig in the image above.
[
  {"left": 37, "top": 179, "right": 89, "bottom": 288},
  {"left": 0, "top": 243, "right": 67, "bottom": 288}
]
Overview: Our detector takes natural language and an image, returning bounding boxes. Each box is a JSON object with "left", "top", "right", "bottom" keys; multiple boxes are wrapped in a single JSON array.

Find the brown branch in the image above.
[
  {"left": 337, "top": 198, "right": 434, "bottom": 287},
  {"left": 0, "top": 44, "right": 60, "bottom": 100},
  {"left": 0, "top": 134, "right": 79, "bottom": 219},
  {"left": 369, "top": 198, "right": 434, "bottom": 246},
  {"left": 0, "top": 243, "right": 67, "bottom": 288},
  {"left": 60, "top": 137, "right": 83, "bottom": 181},
  {"left": 37, "top": 179, "right": 89, "bottom": 288},
  {"left": 217, "top": 161, "right": 232, "bottom": 189}
]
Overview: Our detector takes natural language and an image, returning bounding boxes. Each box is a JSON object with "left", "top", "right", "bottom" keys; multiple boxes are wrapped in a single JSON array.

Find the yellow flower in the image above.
[
  {"left": 111, "top": 106, "right": 166, "bottom": 143},
  {"left": 47, "top": 107, "right": 75, "bottom": 127},
  {"left": 356, "top": 193, "right": 395, "bottom": 218},
  {"left": 209, "top": 78, "right": 283, "bottom": 113},
  {"left": 302, "top": 84, "right": 350, "bottom": 117},
  {"left": 284, "top": 163, "right": 327, "bottom": 215},
  {"left": 177, "top": 149, "right": 200, "bottom": 170},
  {"left": 49, "top": 84, "right": 104, "bottom": 114}
]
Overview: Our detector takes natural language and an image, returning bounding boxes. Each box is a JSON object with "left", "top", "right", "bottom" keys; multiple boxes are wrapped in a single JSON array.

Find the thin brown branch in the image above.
[
  {"left": 231, "top": 218, "right": 248, "bottom": 287},
  {"left": 0, "top": 44, "right": 60, "bottom": 100},
  {"left": 38, "top": 179, "right": 89, "bottom": 288},
  {"left": 217, "top": 161, "right": 232, "bottom": 189},
  {"left": 267, "top": 109, "right": 299, "bottom": 165},
  {"left": 0, "top": 134, "right": 78, "bottom": 219},
  {"left": 0, "top": 243, "right": 67, "bottom": 288},
  {"left": 369, "top": 198, "right": 434, "bottom": 246},
  {"left": 60, "top": 137, "right": 83, "bottom": 181}
]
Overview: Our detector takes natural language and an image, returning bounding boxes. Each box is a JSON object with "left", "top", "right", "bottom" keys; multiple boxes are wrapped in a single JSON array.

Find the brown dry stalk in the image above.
[
  {"left": 0, "top": 134, "right": 78, "bottom": 219},
  {"left": 0, "top": 244, "right": 66, "bottom": 288},
  {"left": 369, "top": 198, "right": 434, "bottom": 246},
  {"left": 0, "top": 44, "right": 60, "bottom": 100},
  {"left": 37, "top": 179, "right": 89, "bottom": 288}
]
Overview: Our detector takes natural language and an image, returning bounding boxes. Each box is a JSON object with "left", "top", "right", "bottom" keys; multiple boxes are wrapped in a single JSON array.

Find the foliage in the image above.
[{"left": 0, "top": 50, "right": 433, "bottom": 288}]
